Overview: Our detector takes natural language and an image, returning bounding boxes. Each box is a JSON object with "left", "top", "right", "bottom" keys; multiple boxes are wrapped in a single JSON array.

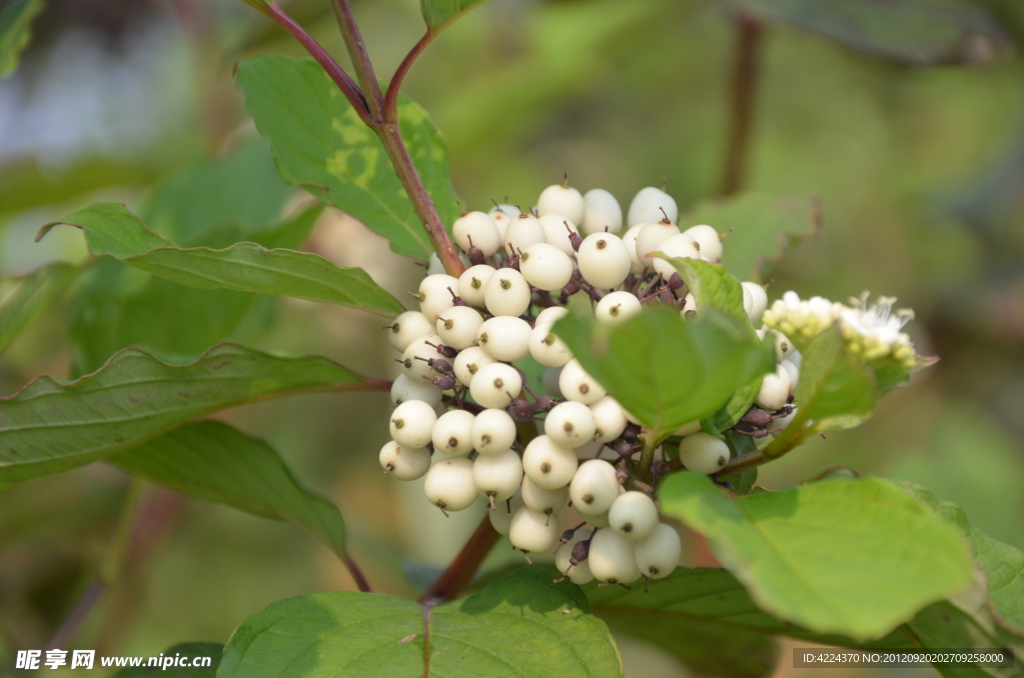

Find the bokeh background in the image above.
[{"left": 1, "top": 0, "right": 1023, "bottom": 676}]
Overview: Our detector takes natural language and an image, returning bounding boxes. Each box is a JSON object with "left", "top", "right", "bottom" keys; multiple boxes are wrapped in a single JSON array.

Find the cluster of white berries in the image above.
[{"left": 378, "top": 178, "right": 917, "bottom": 587}]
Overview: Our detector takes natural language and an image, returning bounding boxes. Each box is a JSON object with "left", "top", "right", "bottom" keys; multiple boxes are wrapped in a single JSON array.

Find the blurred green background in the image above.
[{"left": 1, "top": 0, "right": 1023, "bottom": 675}]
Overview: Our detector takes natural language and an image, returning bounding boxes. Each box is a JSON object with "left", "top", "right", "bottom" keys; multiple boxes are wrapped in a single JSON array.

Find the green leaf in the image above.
[
  {"left": 704, "top": 375, "right": 762, "bottom": 432},
  {"left": 111, "top": 643, "right": 221, "bottom": 677},
  {"left": 553, "top": 306, "right": 775, "bottom": 439},
  {"left": 111, "top": 421, "right": 348, "bottom": 558},
  {"left": 662, "top": 258, "right": 749, "bottom": 328},
  {"left": 0, "top": 343, "right": 370, "bottom": 487},
  {"left": 42, "top": 203, "right": 404, "bottom": 318},
  {"left": 421, "top": 0, "right": 492, "bottom": 33},
  {"left": 723, "top": 0, "right": 1011, "bottom": 66},
  {"left": 659, "top": 472, "right": 975, "bottom": 640},
  {"left": 218, "top": 567, "right": 622, "bottom": 677},
  {"left": 139, "top": 139, "right": 294, "bottom": 244},
  {"left": 0, "top": 0, "right": 44, "bottom": 78},
  {"left": 761, "top": 326, "right": 876, "bottom": 460},
  {"left": 236, "top": 55, "right": 461, "bottom": 259},
  {"left": 900, "top": 482, "right": 1024, "bottom": 636},
  {"left": 683, "top": 194, "right": 820, "bottom": 283},
  {"left": 590, "top": 568, "right": 779, "bottom": 678},
  {"left": 0, "top": 263, "right": 78, "bottom": 354}
]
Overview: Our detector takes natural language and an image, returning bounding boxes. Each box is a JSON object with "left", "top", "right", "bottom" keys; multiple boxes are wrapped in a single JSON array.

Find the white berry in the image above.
[
  {"left": 651, "top": 232, "right": 700, "bottom": 278},
  {"left": 569, "top": 459, "right": 620, "bottom": 515},
  {"left": 608, "top": 491, "right": 659, "bottom": 541},
  {"left": 684, "top": 224, "right": 722, "bottom": 262},
  {"left": 536, "top": 305, "right": 569, "bottom": 326},
  {"left": 528, "top": 324, "right": 573, "bottom": 368},
  {"left": 537, "top": 183, "right": 585, "bottom": 225},
  {"left": 385, "top": 311, "right": 435, "bottom": 353},
  {"left": 559, "top": 358, "right": 607, "bottom": 405},
  {"left": 469, "top": 362, "right": 522, "bottom": 409},
  {"left": 504, "top": 213, "right": 547, "bottom": 256},
  {"left": 457, "top": 264, "right": 496, "bottom": 307},
  {"left": 474, "top": 448, "right": 524, "bottom": 505},
  {"left": 453, "top": 211, "right": 502, "bottom": 257},
  {"left": 489, "top": 209, "right": 513, "bottom": 240},
  {"left": 544, "top": 401, "right": 597, "bottom": 449},
  {"left": 577, "top": 232, "right": 631, "bottom": 289},
  {"left": 627, "top": 186, "right": 678, "bottom": 227},
  {"left": 484, "top": 268, "right": 531, "bottom": 318},
  {"left": 390, "top": 399, "right": 438, "bottom": 449},
  {"left": 476, "top": 316, "right": 532, "bottom": 362},
  {"left": 635, "top": 523, "right": 682, "bottom": 579},
  {"left": 509, "top": 507, "right": 560, "bottom": 553},
  {"left": 522, "top": 435, "right": 578, "bottom": 490},
  {"left": 432, "top": 409, "right": 475, "bottom": 456},
  {"left": 595, "top": 291, "right": 642, "bottom": 326},
  {"left": 588, "top": 529, "right": 640, "bottom": 584},
  {"left": 436, "top": 306, "right": 485, "bottom": 350},
  {"left": 424, "top": 457, "right": 478, "bottom": 513},
  {"left": 555, "top": 528, "right": 595, "bottom": 584},
  {"left": 390, "top": 373, "right": 443, "bottom": 408},
  {"left": 418, "top": 274, "right": 459, "bottom": 321},
  {"left": 489, "top": 489, "right": 525, "bottom": 535},
  {"left": 678, "top": 431, "right": 730, "bottom": 475},
  {"left": 755, "top": 364, "right": 793, "bottom": 412},
  {"left": 770, "top": 329, "right": 796, "bottom": 362},
  {"left": 471, "top": 408, "right": 518, "bottom": 456},
  {"left": 621, "top": 224, "right": 647, "bottom": 274},
  {"left": 520, "top": 474, "right": 568, "bottom": 517},
  {"left": 673, "top": 419, "right": 702, "bottom": 436},
  {"left": 780, "top": 358, "right": 799, "bottom": 389},
  {"left": 399, "top": 334, "right": 445, "bottom": 381},
  {"left": 453, "top": 346, "right": 495, "bottom": 386},
  {"left": 634, "top": 220, "right": 680, "bottom": 263},
  {"left": 379, "top": 441, "right": 431, "bottom": 481},
  {"left": 742, "top": 282, "right": 768, "bottom": 325},
  {"left": 519, "top": 242, "right": 574, "bottom": 291},
  {"left": 581, "top": 188, "right": 623, "bottom": 236},
  {"left": 538, "top": 214, "right": 580, "bottom": 256},
  {"left": 590, "top": 396, "right": 628, "bottom": 443}
]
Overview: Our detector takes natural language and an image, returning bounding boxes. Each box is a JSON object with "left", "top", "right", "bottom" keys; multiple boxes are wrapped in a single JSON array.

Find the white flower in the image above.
[
  {"left": 762, "top": 291, "right": 839, "bottom": 341},
  {"left": 836, "top": 292, "right": 916, "bottom": 367}
]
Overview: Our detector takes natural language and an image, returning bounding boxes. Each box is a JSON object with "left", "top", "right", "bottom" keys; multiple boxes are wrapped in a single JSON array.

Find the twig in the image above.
[
  {"left": 384, "top": 31, "right": 436, "bottom": 117},
  {"left": 719, "top": 14, "right": 762, "bottom": 196},
  {"left": 345, "top": 554, "right": 373, "bottom": 593},
  {"left": 263, "top": 1, "right": 372, "bottom": 125},
  {"left": 329, "top": 0, "right": 386, "bottom": 122}
]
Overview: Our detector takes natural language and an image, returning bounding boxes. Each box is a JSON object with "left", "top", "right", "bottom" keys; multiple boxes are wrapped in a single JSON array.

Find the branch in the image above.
[
  {"left": 384, "top": 31, "right": 436, "bottom": 119},
  {"left": 261, "top": 1, "right": 372, "bottom": 126},
  {"left": 719, "top": 14, "right": 763, "bottom": 197},
  {"left": 329, "top": 0, "right": 386, "bottom": 122}
]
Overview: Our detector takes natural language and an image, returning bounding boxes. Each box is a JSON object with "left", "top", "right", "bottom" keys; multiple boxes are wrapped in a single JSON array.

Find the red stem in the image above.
[
  {"left": 264, "top": 1, "right": 372, "bottom": 126},
  {"left": 329, "top": 0, "right": 386, "bottom": 122},
  {"left": 345, "top": 554, "right": 373, "bottom": 593},
  {"left": 384, "top": 31, "right": 436, "bottom": 118},
  {"left": 719, "top": 14, "right": 762, "bottom": 196}
]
